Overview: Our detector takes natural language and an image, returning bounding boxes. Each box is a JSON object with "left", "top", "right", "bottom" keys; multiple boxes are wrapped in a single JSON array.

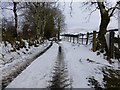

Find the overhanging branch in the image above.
[
  {"left": 1, "top": 7, "right": 13, "bottom": 10},
  {"left": 109, "top": 3, "right": 119, "bottom": 17}
]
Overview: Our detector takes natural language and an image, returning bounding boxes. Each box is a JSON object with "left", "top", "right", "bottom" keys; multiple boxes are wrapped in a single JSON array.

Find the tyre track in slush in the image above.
[{"left": 48, "top": 46, "right": 72, "bottom": 90}]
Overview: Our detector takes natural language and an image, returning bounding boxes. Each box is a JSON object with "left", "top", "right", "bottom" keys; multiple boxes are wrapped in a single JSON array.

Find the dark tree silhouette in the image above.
[{"left": 82, "top": 1, "right": 119, "bottom": 50}]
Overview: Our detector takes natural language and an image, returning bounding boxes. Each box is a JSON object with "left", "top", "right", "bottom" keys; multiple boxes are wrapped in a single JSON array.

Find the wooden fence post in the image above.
[
  {"left": 79, "top": 35, "right": 81, "bottom": 44},
  {"left": 92, "top": 31, "right": 96, "bottom": 52},
  {"left": 68, "top": 36, "right": 70, "bottom": 42},
  {"left": 64, "top": 36, "right": 66, "bottom": 41},
  {"left": 70, "top": 36, "right": 71, "bottom": 42},
  {"left": 82, "top": 34, "right": 84, "bottom": 44},
  {"left": 109, "top": 31, "right": 115, "bottom": 58},
  {"left": 73, "top": 37, "right": 75, "bottom": 43},
  {"left": 77, "top": 36, "right": 79, "bottom": 43},
  {"left": 118, "top": 35, "right": 120, "bottom": 60},
  {"left": 86, "top": 32, "right": 89, "bottom": 45},
  {"left": 118, "top": 35, "right": 120, "bottom": 49}
]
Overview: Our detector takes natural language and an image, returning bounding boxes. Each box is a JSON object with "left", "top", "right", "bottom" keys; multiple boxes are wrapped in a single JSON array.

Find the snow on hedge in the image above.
[
  {"left": 6, "top": 41, "right": 120, "bottom": 88},
  {"left": 7, "top": 43, "right": 58, "bottom": 88},
  {"left": 0, "top": 40, "right": 51, "bottom": 81}
]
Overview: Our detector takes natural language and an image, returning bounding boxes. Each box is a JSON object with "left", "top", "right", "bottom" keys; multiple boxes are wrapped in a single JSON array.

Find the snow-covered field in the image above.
[{"left": 4, "top": 41, "right": 120, "bottom": 88}]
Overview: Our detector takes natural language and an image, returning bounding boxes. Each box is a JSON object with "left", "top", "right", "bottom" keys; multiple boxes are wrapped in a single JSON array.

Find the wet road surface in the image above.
[{"left": 48, "top": 46, "right": 72, "bottom": 89}]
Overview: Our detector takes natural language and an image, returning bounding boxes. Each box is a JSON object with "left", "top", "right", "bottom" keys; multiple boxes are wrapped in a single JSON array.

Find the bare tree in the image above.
[
  {"left": 1, "top": 1, "right": 20, "bottom": 37},
  {"left": 13, "top": 1, "right": 18, "bottom": 37},
  {"left": 24, "top": 2, "right": 62, "bottom": 41},
  {"left": 25, "top": 2, "right": 54, "bottom": 39},
  {"left": 54, "top": 8, "right": 66, "bottom": 40},
  {"left": 82, "top": 0, "right": 120, "bottom": 50}
]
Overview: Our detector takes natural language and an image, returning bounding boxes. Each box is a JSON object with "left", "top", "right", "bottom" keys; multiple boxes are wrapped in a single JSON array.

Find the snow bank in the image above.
[
  {"left": 7, "top": 43, "right": 59, "bottom": 88},
  {"left": 1, "top": 41, "right": 51, "bottom": 86},
  {"left": 4, "top": 41, "right": 120, "bottom": 88},
  {"left": 61, "top": 41, "right": 116, "bottom": 88}
]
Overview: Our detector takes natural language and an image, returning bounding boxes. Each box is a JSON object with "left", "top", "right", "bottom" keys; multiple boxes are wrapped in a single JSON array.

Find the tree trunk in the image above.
[
  {"left": 13, "top": 2, "right": 18, "bottom": 37},
  {"left": 97, "top": 15, "right": 110, "bottom": 49},
  {"left": 58, "top": 24, "right": 60, "bottom": 41},
  {"left": 97, "top": 2, "right": 110, "bottom": 50}
]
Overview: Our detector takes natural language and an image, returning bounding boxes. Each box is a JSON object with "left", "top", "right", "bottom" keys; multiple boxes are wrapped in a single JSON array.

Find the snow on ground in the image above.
[
  {"left": 0, "top": 43, "right": 1, "bottom": 89},
  {"left": 5, "top": 41, "right": 120, "bottom": 88},
  {"left": 0, "top": 41, "right": 51, "bottom": 81},
  {"left": 61, "top": 41, "right": 119, "bottom": 88},
  {"left": 7, "top": 43, "right": 59, "bottom": 88},
  {"left": 61, "top": 42, "right": 106, "bottom": 88}
]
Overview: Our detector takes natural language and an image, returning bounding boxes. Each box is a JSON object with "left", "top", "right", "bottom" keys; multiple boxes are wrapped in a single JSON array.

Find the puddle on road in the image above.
[{"left": 48, "top": 46, "right": 72, "bottom": 89}]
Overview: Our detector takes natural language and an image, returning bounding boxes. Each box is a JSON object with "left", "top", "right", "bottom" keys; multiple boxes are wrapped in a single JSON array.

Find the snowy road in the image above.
[
  {"left": 7, "top": 43, "right": 72, "bottom": 89},
  {"left": 48, "top": 46, "right": 72, "bottom": 89},
  {"left": 7, "top": 43, "right": 59, "bottom": 88},
  {"left": 1, "top": 41, "right": 52, "bottom": 89},
  {"left": 6, "top": 41, "right": 120, "bottom": 89}
]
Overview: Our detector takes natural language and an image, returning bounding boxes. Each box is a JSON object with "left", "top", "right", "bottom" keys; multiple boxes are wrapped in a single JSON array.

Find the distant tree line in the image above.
[{"left": 1, "top": 2, "right": 65, "bottom": 50}]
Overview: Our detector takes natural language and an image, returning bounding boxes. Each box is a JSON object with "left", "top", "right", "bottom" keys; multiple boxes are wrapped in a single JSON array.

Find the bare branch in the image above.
[
  {"left": 1, "top": 7, "right": 13, "bottom": 10},
  {"left": 69, "top": 0, "right": 73, "bottom": 17},
  {"left": 89, "top": 8, "right": 97, "bottom": 16},
  {"left": 85, "top": 8, "right": 97, "bottom": 22},
  {"left": 109, "top": 3, "right": 119, "bottom": 17},
  {"left": 116, "top": 7, "right": 120, "bottom": 10}
]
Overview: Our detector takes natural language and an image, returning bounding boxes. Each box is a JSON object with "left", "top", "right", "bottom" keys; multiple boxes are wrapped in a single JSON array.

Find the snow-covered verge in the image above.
[
  {"left": 61, "top": 41, "right": 120, "bottom": 88},
  {"left": 0, "top": 40, "right": 51, "bottom": 88},
  {"left": 6, "top": 43, "right": 59, "bottom": 88},
  {"left": 0, "top": 29, "right": 1, "bottom": 89},
  {"left": 4, "top": 41, "right": 120, "bottom": 89}
]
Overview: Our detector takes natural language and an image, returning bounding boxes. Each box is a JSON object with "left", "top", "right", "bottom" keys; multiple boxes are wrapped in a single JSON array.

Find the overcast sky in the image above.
[
  {"left": 1, "top": 1, "right": 118, "bottom": 33},
  {"left": 60, "top": 2, "right": 118, "bottom": 33}
]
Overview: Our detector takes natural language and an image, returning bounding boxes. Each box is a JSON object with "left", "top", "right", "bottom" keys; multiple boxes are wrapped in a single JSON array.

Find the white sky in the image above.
[
  {"left": 1, "top": 1, "right": 118, "bottom": 33},
  {"left": 60, "top": 2, "right": 118, "bottom": 33}
]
